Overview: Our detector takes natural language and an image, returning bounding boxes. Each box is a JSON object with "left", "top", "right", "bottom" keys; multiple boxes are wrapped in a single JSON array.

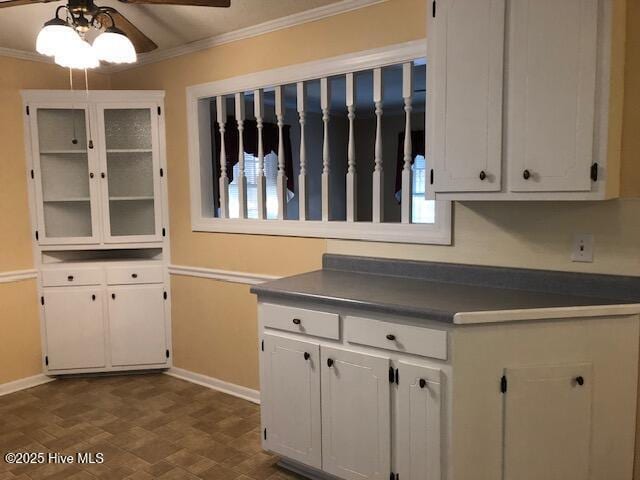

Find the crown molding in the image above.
[
  {"left": 0, "top": 0, "right": 387, "bottom": 73},
  {"left": 104, "top": 0, "right": 388, "bottom": 73}
]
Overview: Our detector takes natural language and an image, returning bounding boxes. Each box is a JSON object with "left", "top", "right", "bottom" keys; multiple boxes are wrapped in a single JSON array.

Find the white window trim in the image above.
[{"left": 186, "top": 40, "right": 452, "bottom": 245}]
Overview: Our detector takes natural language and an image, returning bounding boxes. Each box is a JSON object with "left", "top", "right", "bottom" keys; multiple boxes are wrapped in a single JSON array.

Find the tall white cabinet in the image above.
[{"left": 22, "top": 90, "right": 171, "bottom": 375}]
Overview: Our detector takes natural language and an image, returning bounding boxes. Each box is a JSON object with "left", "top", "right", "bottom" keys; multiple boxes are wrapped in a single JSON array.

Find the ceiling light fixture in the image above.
[{"left": 36, "top": 5, "right": 137, "bottom": 69}]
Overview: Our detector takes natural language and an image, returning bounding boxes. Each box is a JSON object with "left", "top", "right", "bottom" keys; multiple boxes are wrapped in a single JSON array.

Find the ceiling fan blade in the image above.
[
  {"left": 0, "top": 0, "right": 57, "bottom": 8},
  {"left": 100, "top": 8, "right": 158, "bottom": 53},
  {"left": 118, "top": 0, "right": 230, "bottom": 7}
]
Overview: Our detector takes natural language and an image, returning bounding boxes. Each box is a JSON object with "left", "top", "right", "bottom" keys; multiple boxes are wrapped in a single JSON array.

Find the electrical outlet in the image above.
[{"left": 571, "top": 234, "right": 594, "bottom": 263}]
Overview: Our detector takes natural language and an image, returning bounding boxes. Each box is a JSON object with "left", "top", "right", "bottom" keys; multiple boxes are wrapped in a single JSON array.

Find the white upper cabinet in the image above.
[
  {"left": 428, "top": 0, "right": 613, "bottom": 200},
  {"left": 428, "top": 0, "right": 506, "bottom": 193},
  {"left": 24, "top": 91, "right": 166, "bottom": 245},
  {"left": 507, "top": 0, "right": 598, "bottom": 192}
]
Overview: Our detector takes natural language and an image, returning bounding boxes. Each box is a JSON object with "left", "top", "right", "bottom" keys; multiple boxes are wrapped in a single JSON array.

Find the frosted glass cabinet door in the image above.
[
  {"left": 30, "top": 107, "right": 100, "bottom": 244},
  {"left": 98, "top": 106, "right": 162, "bottom": 242}
]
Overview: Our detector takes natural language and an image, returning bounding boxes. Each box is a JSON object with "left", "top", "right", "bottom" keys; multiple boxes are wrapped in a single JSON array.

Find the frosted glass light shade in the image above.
[
  {"left": 93, "top": 28, "right": 137, "bottom": 64},
  {"left": 36, "top": 20, "right": 77, "bottom": 57},
  {"left": 55, "top": 36, "right": 100, "bottom": 69}
]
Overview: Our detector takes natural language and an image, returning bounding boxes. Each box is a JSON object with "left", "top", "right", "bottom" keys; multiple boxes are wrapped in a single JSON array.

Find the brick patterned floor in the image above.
[{"left": 0, "top": 374, "right": 303, "bottom": 480}]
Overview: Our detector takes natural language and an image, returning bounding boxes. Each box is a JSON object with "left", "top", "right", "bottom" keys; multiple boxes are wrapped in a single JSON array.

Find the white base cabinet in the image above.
[
  {"left": 41, "top": 261, "right": 171, "bottom": 374},
  {"left": 257, "top": 301, "right": 639, "bottom": 480}
]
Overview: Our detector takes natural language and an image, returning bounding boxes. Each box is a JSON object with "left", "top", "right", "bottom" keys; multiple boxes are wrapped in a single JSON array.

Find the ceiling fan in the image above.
[{"left": 0, "top": 0, "right": 230, "bottom": 67}]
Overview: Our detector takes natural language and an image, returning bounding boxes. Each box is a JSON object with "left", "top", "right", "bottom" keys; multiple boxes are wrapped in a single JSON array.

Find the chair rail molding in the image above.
[
  {"left": 169, "top": 264, "right": 281, "bottom": 285},
  {"left": 0, "top": 269, "right": 38, "bottom": 284}
]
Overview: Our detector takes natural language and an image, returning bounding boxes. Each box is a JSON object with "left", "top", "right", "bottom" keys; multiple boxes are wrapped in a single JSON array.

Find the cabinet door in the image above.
[
  {"left": 29, "top": 105, "right": 101, "bottom": 245},
  {"left": 43, "top": 287, "right": 106, "bottom": 370},
  {"left": 97, "top": 104, "right": 163, "bottom": 243},
  {"left": 428, "top": 0, "right": 505, "bottom": 193},
  {"left": 262, "top": 334, "right": 321, "bottom": 469},
  {"left": 397, "top": 362, "right": 442, "bottom": 480},
  {"left": 321, "top": 346, "right": 391, "bottom": 480},
  {"left": 108, "top": 284, "right": 167, "bottom": 367},
  {"left": 503, "top": 363, "right": 593, "bottom": 480},
  {"left": 507, "top": 0, "right": 598, "bottom": 192}
]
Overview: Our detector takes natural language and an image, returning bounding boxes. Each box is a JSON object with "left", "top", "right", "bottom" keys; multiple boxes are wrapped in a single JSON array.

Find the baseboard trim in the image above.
[
  {"left": 165, "top": 367, "right": 260, "bottom": 404},
  {"left": 0, "top": 374, "right": 54, "bottom": 397},
  {"left": 277, "top": 459, "right": 340, "bottom": 480}
]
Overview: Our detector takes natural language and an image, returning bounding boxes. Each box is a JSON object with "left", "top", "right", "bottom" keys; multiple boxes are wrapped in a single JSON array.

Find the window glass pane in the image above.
[{"left": 412, "top": 154, "right": 435, "bottom": 224}]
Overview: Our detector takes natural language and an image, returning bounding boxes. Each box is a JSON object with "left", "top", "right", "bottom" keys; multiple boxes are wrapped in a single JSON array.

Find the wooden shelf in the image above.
[
  {"left": 44, "top": 198, "right": 90, "bottom": 203},
  {"left": 109, "top": 196, "right": 154, "bottom": 201},
  {"left": 40, "top": 150, "right": 87, "bottom": 155},
  {"left": 107, "top": 149, "right": 153, "bottom": 154}
]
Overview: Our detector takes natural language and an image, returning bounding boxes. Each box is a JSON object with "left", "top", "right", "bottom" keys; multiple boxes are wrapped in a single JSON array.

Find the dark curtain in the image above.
[
  {"left": 394, "top": 130, "right": 426, "bottom": 202},
  {"left": 212, "top": 117, "right": 294, "bottom": 210}
]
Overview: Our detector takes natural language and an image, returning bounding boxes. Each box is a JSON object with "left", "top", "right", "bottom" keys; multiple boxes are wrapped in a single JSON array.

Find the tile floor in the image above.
[{"left": 0, "top": 374, "right": 303, "bottom": 480}]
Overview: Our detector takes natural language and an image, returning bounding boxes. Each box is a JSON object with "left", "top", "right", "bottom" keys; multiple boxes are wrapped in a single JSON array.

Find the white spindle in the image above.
[
  {"left": 254, "top": 89, "right": 267, "bottom": 220},
  {"left": 372, "top": 68, "right": 384, "bottom": 223},
  {"left": 275, "top": 86, "right": 287, "bottom": 220},
  {"left": 401, "top": 62, "right": 414, "bottom": 224},
  {"left": 346, "top": 73, "right": 357, "bottom": 223},
  {"left": 235, "top": 92, "right": 248, "bottom": 219},
  {"left": 321, "top": 78, "right": 331, "bottom": 222},
  {"left": 297, "top": 82, "right": 309, "bottom": 220},
  {"left": 216, "top": 96, "right": 229, "bottom": 218}
]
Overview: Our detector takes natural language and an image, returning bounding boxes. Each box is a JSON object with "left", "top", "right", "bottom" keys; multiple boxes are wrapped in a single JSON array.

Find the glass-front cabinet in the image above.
[{"left": 27, "top": 96, "right": 164, "bottom": 246}]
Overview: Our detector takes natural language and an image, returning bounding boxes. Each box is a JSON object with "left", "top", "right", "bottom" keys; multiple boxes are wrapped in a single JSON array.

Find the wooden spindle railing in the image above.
[
  {"left": 372, "top": 67, "right": 384, "bottom": 223},
  {"left": 321, "top": 78, "right": 331, "bottom": 222},
  {"left": 216, "top": 95, "right": 229, "bottom": 219},
  {"left": 254, "top": 89, "right": 267, "bottom": 220},
  {"left": 275, "top": 86, "right": 287, "bottom": 220},
  {"left": 297, "top": 81, "right": 308, "bottom": 220},
  {"left": 235, "top": 92, "right": 248, "bottom": 219},
  {"left": 346, "top": 73, "right": 357, "bottom": 223},
  {"left": 401, "top": 62, "right": 414, "bottom": 224}
]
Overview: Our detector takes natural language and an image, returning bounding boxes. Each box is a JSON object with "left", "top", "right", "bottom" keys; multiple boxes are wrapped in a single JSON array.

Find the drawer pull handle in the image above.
[
  {"left": 292, "top": 318, "right": 301, "bottom": 325},
  {"left": 304, "top": 352, "right": 310, "bottom": 361},
  {"left": 111, "top": 293, "right": 116, "bottom": 300},
  {"left": 479, "top": 170, "right": 487, "bottom": 181},
  {"left": 91, "top": 294, "right": 96, "bottom": 301},
  {"left": 575, "top": 376, "right": 584, "bottom": 386},
  {"left": 419, "top": 379, "right": 427, "bottom": 389},
  {"left": 67, "top": 275, "right": 74, "bottom": 281},
  {"left": 131, "top": 273, "right": 138, "bottom": 279},
  {"left": 327, "top": 358, "right": 334, "bottom": 368},
  {"left": 386, "top": 334, "right": 396, "bottom": 341},
  {"left": 523, "top": 169, "right": 531, "bottom": 180}
]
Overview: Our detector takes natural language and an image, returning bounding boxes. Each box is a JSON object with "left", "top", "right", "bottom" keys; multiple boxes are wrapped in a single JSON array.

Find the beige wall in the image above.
[{"left": 0, "top": 56, "right": 110, "bottom": 384}]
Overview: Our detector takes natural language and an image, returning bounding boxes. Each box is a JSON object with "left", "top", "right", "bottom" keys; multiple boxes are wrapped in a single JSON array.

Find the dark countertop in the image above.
[{"left": 250, "top": 269, "right": 639, "bottom": 324}]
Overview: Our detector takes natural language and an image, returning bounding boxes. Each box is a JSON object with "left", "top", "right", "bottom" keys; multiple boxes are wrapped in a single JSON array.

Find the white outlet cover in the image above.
[{"left": 572, "top": 234, "right": 594, "bottom": 263}]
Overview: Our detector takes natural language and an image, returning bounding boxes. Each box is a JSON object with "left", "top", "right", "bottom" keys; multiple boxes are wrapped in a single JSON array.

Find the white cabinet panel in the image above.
[
  {"left": 397, "top": 362, "right": 442, "bottom": 480},
  {"left": 108, "top": 284, "right": 167, "bottom": 367},
  {"left": 262, "top": 334, "right": 322, "bottom": 469},
  {"left": 503, "top": 363, "right": 593, "bottom": 480},
  {"left": 321, "top": 346, "right": 391, "bottom": 480},
  {"left": 428, "top": 0, "right": 505, "bottom": 193},
  {"left": 44, "top": 287, "right": 106, "bottom": 370},
  {"left": 261, "top": 303, "right": 340, "bottom": 340},
  {"left": 507, "top": 0, "right": 598, "bottom": 192}
]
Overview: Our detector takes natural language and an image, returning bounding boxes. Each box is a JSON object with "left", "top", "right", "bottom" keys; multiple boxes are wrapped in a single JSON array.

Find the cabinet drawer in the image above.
[
  {"left": 345, "top": 316, "right": 447, "bottom": 360},
  {"left": 42, "top": 268, "right": 103, "bottom": 287},
  {"left": 106, "top": 265, "right": 164, "bottom": 285},
  {"left": 261, "top": 304, "right": 340, "bottom": 340}
]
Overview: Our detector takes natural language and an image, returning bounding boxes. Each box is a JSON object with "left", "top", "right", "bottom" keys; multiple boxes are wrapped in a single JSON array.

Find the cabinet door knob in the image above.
[
  {"left": 89, "top": 172, "right": 94, "bottom": 179},
  {"left": 101, "top": 172, "right": 106, "bottom": 179},
  {"left": 131, "top": 273, "right": 138, "bottom": 279},
  {"left": 523, "top": 169, "right": 531, "bottom": 180},
  {"left": 304, "top": 352, "right": 310, "bottom": 361},
  {"left": 386, "top": 334, "right": 396, "bottom": 341},
  {"left": 575, "top": 376, "right": 584, "bottom": 386},
  {"left": 292, "top": 318, "right": 301, "bottom": 325},
  {"left": 419, "top": 379, "right": 427, "bottom": 389},
  {"left": 91, "top": 294, "right": 96, "bottom": 301},
  {"left": 67, "top": 275, "right": 74, "bottom": 282},
  {"left": 479, "top": 170, "right": 487, "bottom": 181},
  {"left": 111, "top": 293, "right": 116, "bottom": 300},
  {"left": 327, "top": 358, "right": 334, "bottom": 368}
]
